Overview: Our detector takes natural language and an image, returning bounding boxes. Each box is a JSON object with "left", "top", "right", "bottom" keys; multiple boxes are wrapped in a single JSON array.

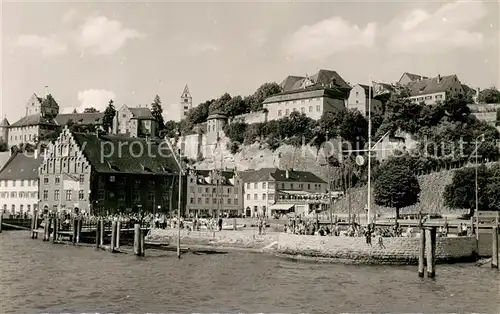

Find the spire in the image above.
[
  {"left": 181, "top": 84, "right": 191, "bottom": 98},
  {"left": 0, "top": 115, "right": 9, "bottom": 127}
]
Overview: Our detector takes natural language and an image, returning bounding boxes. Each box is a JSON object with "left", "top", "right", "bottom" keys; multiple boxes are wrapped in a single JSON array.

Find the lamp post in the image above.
[
  {"left": 326, "top": 130, "right": 333, "bottom": 231},
  {"left": 475, "top": 134, "right": 485, "bottom": 242},
  {"left": 177, "top": 130, "right": 183, "bottom": 258}
]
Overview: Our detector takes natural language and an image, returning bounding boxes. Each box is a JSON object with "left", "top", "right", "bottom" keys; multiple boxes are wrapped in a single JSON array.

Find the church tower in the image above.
[{"left": 180, "top": 84, "right": 192, "bottom": 120}]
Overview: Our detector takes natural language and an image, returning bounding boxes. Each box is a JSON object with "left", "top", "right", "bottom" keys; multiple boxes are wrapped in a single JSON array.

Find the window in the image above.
[
  {"left": 65, "top": 190, "right": 72, "bottom": 201},
  {"left": 99, "top": 190, "right": 106, "bottom": 201},
  {"left": 262, "top": 194, "right": 266, "bottom": 200},
  {"left": 316, "top": 105, "right": 320, "bottom": 112},
  {"left": 198, "top": 187, "right": 202, "bottom": 193},
  {"left": 205, "top": 198, "right": 210, "bottom": 204},
  {"left": 436, "top": 94, "right": 443, "bottom": 100},
  {"left": 425, "top": 96, "right": 432, "bottom": 100},
  {"left": 110, "top": 176, "right": 116, "bottom": 182},
  {"left": 190, "top": 187, "right": 195, "bottom": 193},
  {"left": 213, "top": 198, "right": 217, "bottom": 204},
  {"left": 269, "top": 182, "right": 275, "bottom": 189},
  {"left": 11, "top": 205, "right": 15, "bottom": 212},
  {"left": 299, "top": 184, "right": 303, "bottom": 189},
  {"left": 253, "top": 194, "right": 257, "bottom": 200},
  {"left": 285, "top": 109, "right": 289, "bottom": 115},
  {"left": 190, "top": 198, "right": 194, "bottom": 204},
  {"left": 55, "top": 177, "right": 60, "bottom": 184},
  {"left": 293, "top": 108, "right": 297, "bottom": 112},
  {"left": 246, "top": 194, "right": 250, "bottom": 200},
  {"left": 356, "top": 91, "right": 359, "bottom": 96},
  {"left": 197, "top": 198, "right": 202, "bottom": 204},
  {"left": 227, "top": 198, "right": 232, "bottom": 205},
  {"left": 262, "top": 182, "right": 266, "bottom": 189},
  {"left": 27, "top": 205, "right": 31, "bottom": 213},
  {"left": 278, "top": 110, "right": 282, "bottom": 116},
  {"left": 205, "top": 187, "right": 209, "bottom": 193},
  {"left": 356, "top": 100, "right": 359, "bottom": 104},
  {"left": 234, "top": 198, "right": 238, "bottom": 205},
  {"left": 253, "top": 183, "right": 257, "bottom": 189},
  {"left": 309, "top": 106, "right": 313, "bottom": 112},
  {"left": 212, "top": 187, "right": 216, "bottom": 193},
  {"left": 269, "top": 193, "right": 274, "bottom": 200},
  {"left": 43, "top": 190, "right": 48, "bottom": 201},
  {"left": 12, "top": 180, "right": 16, "bottom": 187},
  {"left": 227, "top": 188, "right": 232, "bottom": 194},
  {"left": 246, "top": 183, "right": 250, "bottom": 189},
  {"left": 132, "top": 191, "right": 139, "bottom": 202},
  {"left": 20, "top": 180, "right": 24, "bottom": 187},
  {"left": 27, "top": 180, "right": 31, "bottom": 187},
  {"left": 301, "top": 107, "right": 305, "bottom": 113},
  {"left": 54, "top": 190, "right": 60, "bottom": 201},
  {"left": 118, "top": 192, "right": 125, "bottom": 201},
  {"left": 79, "top": 190, "right": 85, "bottom": 200},
  {"left": 19, "top": 192, "right": 24, "bottom": 198},
  {"left": 308, "top": 184, "right": 311, "bottom": 189},
  {"left": 148, "top": 192, "right": 155, "bottom": 201},
  {"left": 281, "top": 183, "right": 285, "bottom": 189}
]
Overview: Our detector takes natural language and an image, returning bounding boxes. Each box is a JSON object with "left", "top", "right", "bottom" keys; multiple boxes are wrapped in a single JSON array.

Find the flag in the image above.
[
  {"left": 372, "top": 81, "right": 392, "bottom": 97},
  {"left": 62, "top": 173, "right": 80, "bottom": 191}
]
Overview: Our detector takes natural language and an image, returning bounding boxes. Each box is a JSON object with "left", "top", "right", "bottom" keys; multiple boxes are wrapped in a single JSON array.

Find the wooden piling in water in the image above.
[
  {"left": 140, "top": 227, "right": 145, "bottom": 256},
  {"left": 425, "top": 227, "right": 437, "bottom": 278},
  {"left": 99, "top": 220, "right": 104, "bottom": 247},
  {"left": 134, "top": 223, "right": 143, "bottom": 256},
  {"left": 95, "top": 221, "right": 101, "bottom": 248},
  {"left": 418, "top": 229, "right": 426, "bottom": 277},
  {"left": 233, "top": 218, "right": 236, "bottom": 231},
  {"left": 110, "top": 221, "right": 117, "bottom": 252},
  {"left": 43, "top": 216, "right": 49, "bottom": 241},
  {"left": 116, "top": 221, "right": 121, "bottom": 250},
  {"left": 492, "top": 225, "right": 498, "bottom": 269},
  {"left": 72, "top": 219, "right": 78, "bottom": 244},
  {"left": 52, "top": 217, "right": 58, "bottom": 243}
]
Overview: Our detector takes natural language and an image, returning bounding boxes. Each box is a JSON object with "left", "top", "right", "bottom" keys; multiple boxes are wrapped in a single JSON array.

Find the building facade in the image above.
[
  {"left": 180, "top": 85, "right": 193, "bottom": 121},
  {"left": 241, "top": 168, "right": 327, "bottom": 218},
  {"left": 185, "top": 169, "right": 244, "bottom": 217},
  {"left": 401, "top": 74, "right": 465, "bottom": 105},
  {"left": 112, "top": 105, "right": 158, "bottom": 138},
  {"left": 38, "top": 126, "right": 184, "bottom": 215},
  {"left": 347, "top": 84, "right": 383, "bottom": 116},
  {"left": 0, "top": 151, "right": 43, "bottom": 215},
  {"left": 398, "top": 72, "right": 429, "bottom": 85},
  {"left": 272, "top": 190, "right": 330, "bottom": 218}
]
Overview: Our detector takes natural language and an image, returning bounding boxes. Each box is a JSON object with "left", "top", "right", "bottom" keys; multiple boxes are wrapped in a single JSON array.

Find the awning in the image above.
[{"left": 269, "top": 204, "right": 295, "bottom": 211}]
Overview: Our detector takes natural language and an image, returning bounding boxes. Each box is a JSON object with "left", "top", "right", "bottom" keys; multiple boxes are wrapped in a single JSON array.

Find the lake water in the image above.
[{"left": 1, "top": 231, "right": 499, "bottom": 313}]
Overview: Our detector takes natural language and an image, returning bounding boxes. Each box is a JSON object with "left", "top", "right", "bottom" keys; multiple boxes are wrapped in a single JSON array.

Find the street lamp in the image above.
[{"left": 475, "top": 133, "right": 485, "bottom": 241}]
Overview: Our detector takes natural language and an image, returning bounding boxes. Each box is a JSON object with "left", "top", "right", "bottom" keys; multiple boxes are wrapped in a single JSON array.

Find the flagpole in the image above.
[
  {"left": 177, "top": 147, "right": 182, "bottom": 259},
  {"left": 367, "top": 78, "right": 372, "bottom": 226}
]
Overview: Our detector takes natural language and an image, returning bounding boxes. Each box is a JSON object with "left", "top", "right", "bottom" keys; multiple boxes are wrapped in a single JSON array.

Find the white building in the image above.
[
  {"left": 240, "top": 168, "right": 327, "bottom": 218},
  {"left": 347, "top": 84, "right": 384, "bottom": 116},
  {"left": 403, "top": 74, "right": 465, "bottom": 105},
  {"left": 0, "top": 151, "right": 43, "bottom": 215}
]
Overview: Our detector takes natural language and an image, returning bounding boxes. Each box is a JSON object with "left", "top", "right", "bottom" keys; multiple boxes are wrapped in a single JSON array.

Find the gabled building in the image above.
[
  {"left": 38, "top": 126, "right": 184, "bottom": 215},
  {"left": 347, "top": 84, "right": 384, "bottom": 116},
  {"left": 112, "top": 105, "right": 158, "bottom": 138},
  {"left": 185, "top": 168, "right": 244, "bottom": 217},
  {"left": 54, "top": 112, "right": 105, "bottom": 129},
  {"left": 263, "top": 69, "right": 352, "bottom": 121},
  {"left": 398, "top": 72, "right": 429, "bottom": 85},
  {"left": 241, "top": 168, "right": 327, "bottom": 218},
  {"left": 0, "top": 151, "right": 43, "bottom": 215},
  {"left": 406, "top": 74, "right": 465, "bottom": 105}
]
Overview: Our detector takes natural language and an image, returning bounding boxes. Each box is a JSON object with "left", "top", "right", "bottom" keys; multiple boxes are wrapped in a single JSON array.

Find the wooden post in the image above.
[
  {"left": 470, "top": 216, "right": 474, "bottom": 235},
  {"left": 99, "top": 220, "right": 104, "bottom": 247},
  {"left": 140, "top": 227, "right": 145, "bottom": 256},
  {"left": 116, "top": 221, "right": 121, "bottom": 250},
  {"left": 418, "top": 228, "right": 426, "bottom": 277},
  {"left": 52, "top": 217, "right": 58, "bottom": 243},
  {"left": 33, "top": 211, "right": 38, "bottom": 239},
  {"left": 76, "top": 219, "right": 81, "bottom": 244},
  {"left": 134, "top": 223, "right": 142, "bottom": 256},
  {"left": 0, "top": 212, "right": 3, "bottom": 233},
  {"left": 492, "top": 225, "right": 498, "bottom": 269},
  {"left": 72, "top": 219, "right": 78, "bottom": 244},
  {"left": 425, "top": 227, "right": 436, "bottom": 278},
  {"left": 95, "top": 221, "right": 101, "bottom": 248},
  {"left": 110, "top": 221, "right": 117, "bottom": 252},
  {"left": 30, "top": 212, "right": 35, "bottom": 239},
  {"left": 233, "top": 218, "right": 236, "bottom": 231},
  {"left": 43, "top": 216, "right": 49, "bottom": 241}
]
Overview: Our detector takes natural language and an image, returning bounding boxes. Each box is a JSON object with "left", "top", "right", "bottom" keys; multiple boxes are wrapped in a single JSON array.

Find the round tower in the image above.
[{"left": 0, "top": 116, "right": 10, "bottom": 146}]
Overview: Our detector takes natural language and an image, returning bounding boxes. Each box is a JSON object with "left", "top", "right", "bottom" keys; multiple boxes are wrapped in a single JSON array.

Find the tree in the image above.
[
  {"left": 443, "top": 165, "right": 491, "bottom": 217},
  {"left": 374, "top": 158, "right": 421, "bottom": 222},
  {"left": 0, "top": 139, "right": 8, "bottom": 152},
  {"left": 84, "top": 107, "right": 99, "bottom": 113},
  {"left": 477, "top": 87, "right": 500, "bottom": 104},
  {"left": 151, "top": 95, "right": 165, "bottom": 132},
  {"left": 187, "top": 100, "right": 211, "bottom": 124},
  {"left": 72, "top": 109, "right": 78, "bottom": 114},
  {"left": 102, "top": 100, "right": 116, "bottom": 133},
  {"left": 224, "top": 95, "right": 246, "bottom": 117},
  {"left": 250, "top": 82, "right": 282, "bottom": 112},
  {"left": 209, "top": 93, "right": 232, "bottom": 115},
  {"left": 163, "top": 120, "right": 179, "bottom": 138}
]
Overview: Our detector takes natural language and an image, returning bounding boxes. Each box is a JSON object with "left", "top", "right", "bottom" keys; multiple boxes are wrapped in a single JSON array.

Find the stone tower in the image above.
[
  {"left": 25, "top": 89, "right": 59, "bottom": 117},
  {"left": 180, "top": 84, "right": 192, "bottom": 120},
  {"left": 0, "top": 116, "right": 9, "bottom": 145}
]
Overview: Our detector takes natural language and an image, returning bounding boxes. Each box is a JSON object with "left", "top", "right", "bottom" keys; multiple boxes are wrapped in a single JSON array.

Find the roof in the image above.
[
  {"left": 9, "top": 113, "right": 57, "bottom": 127},
  {"left": 279, "top": 69, "right": 351, "bottom": 92},
  {"left": 0, "top": 152, "right": 11, "bottom": 170},
  {"left": 207, "top": 113, "right": 228, "bottom": 120},
  {"left": 129, "top": 107, "right": 154, "bottom": 120},
  {"left": 181, "top": 84, "right": 191, "bottom": 97},
  {"left": 400, "top": 72, "right": 429, "bottom": 83},
  {"left": 72, "top": 132, "right": 181, "bottom": 175},
  {"left": 0, "top": 152, "right": 44, "bottom": 180},
  {"left": 263, "top": 86, "right": 349, "bottom": 104},
  {"left": 190, "top": 169, "right": 236, "bottom": 185},
  {"left": 407, "top": 75, "right": 461, "bottom": 97},
  {"left": 54, "top": 113, "right": 105, "bottom": 126},
  {"left": 242, "top": 168, "right": 326, "bottom": 184},
  {"left": 0, "top": 117, "right": 10, "bottom": 127}
]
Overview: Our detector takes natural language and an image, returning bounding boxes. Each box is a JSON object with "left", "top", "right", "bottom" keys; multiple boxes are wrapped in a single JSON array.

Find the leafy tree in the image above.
[
  {"left": 443, "top": 165, "right": 491, "bottom": 216},
  {"left": 224, "top": 96, "right": 246, "bottom": 117},
  {"left": 102, "top": 100, "right": 116, "bottom": 133},
  {"left": 223, "top": 121, "right": 247, "bottom": 145},
  {"left": 0, "top": 139, "right": 8, "bottom": 152},
  {"left": 163, "top": 120, "right": 179, "bottom": 138},
  {"left": 151, "top": 95, "right": 165, "bottom": 132},
  {"left": 209, "top": 93, "right": 232, "bottom": 115},
  {"left": 187, "top": 100, "right": 212, "bottom": 124},
  {"left": 84, "top": 107, "right": 99, "bottom": 113},
  {"left": 250, "top": 82, "right": 282, "bottom": 112},
  {"left": 72, "top": 109, "right": 78, "bottom": 114},
  {"left": 477, "top": 87, "right": 500, "bottom": 104},
  {"left": 374, "top": 158, "right": 421, "bottom": 222},
  {"left": 496, "top": 109, "right": 500, "bottom": 126},
  {"left": 442, "top": 94, "right": 471, "bottom": 122}
]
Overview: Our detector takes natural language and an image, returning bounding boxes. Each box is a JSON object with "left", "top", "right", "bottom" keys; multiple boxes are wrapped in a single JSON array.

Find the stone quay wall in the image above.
[{"left": 277, "top": 234, "right": 477, "bottom": 265}]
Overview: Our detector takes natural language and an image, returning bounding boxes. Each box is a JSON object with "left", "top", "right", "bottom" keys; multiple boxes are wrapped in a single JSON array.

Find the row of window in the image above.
[
  {"left": 275, "top": 98, "right": 319, "bottom": 105},
  {"left": 189, "top": 197, "right": 239, "bottom": 205},
  {"left": 42, "top": 190, "right": 85, "bottom": 201},
  {"left": 0, "top": 191, "right": 38, "bottom": 198},
  {"left": 10, "top": 134, "right": 37, "bottom": 142},
  {"left": 188, "top": 177, "right": 240, "bottom": 186},
  {"left": 413, "top": 94, "right": 444, "bottom": 102},
  {"left": 41, "top": 189, "right": 170, "bottom": 203},
  {"left": 246, "top": 182, "right": 322, "bottom": 190},
  {"left": 277, "top": 105, "right": 321, "bottom": 117},
  {"left": 43, "top": 175, "right": 85, "bottom": 185},
  {"left": 2, "top": 204, "right": 34, "bottom": 213},
  {"left": 189, "top": 186, "right": 238, "bottom": 195},
  {"left": 0, "top": 180, "right": 37, "bottom": 188},
  {"left": 246, "top": 193, "right": 275, "bottom": 201}
]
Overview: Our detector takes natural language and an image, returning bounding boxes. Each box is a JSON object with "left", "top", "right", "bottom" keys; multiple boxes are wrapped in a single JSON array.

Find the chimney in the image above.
[
  {"left": 437, "top": 74, "right": 441, "bottom": 83},
  {"left": 44, "top": 85, "right": 48, "bottom": 98},
  {"left": 285, "top": 169, "right": 290, "bottom": 179}
]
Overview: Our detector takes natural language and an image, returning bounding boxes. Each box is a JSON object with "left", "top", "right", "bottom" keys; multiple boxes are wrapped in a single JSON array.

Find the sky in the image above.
[{"left": 2, "top": 0, "right": 499, "bottom": 123}]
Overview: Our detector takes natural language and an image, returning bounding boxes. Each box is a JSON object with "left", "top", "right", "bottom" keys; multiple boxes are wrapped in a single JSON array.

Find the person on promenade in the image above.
[
  {"left": 218, "top": 216, "right": 223, "bottom": 231},
  {"left": 365, "top": 228, "right": 372, "bottom": 246}
]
